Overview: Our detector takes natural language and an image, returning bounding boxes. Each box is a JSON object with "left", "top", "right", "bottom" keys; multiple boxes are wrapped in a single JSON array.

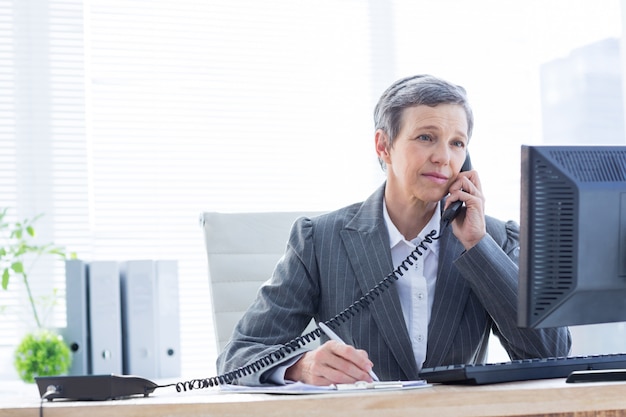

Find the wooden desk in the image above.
[{"left": 1, "top": 378, "right": 625, "bottom": 417}]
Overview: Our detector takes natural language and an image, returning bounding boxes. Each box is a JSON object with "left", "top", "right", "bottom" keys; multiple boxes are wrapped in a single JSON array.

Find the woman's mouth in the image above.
[{"left": 423, "top": 172, "right": 449, "bottom": 185}]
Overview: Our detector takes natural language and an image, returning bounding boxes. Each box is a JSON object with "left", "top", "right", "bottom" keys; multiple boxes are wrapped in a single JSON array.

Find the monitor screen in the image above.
[{"left": 518, "top": 145, "right": 626, "bottom": 328}]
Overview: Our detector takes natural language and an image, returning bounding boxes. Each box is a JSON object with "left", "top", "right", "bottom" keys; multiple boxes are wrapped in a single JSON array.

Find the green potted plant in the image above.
[{"left": 0, "top": 207, "right": 75, "bottom": 382}]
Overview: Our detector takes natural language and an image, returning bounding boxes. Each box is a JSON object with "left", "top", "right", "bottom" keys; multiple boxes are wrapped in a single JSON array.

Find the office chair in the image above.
[{"left": 200, "top": 211, "right": 324, "bottom": 352}]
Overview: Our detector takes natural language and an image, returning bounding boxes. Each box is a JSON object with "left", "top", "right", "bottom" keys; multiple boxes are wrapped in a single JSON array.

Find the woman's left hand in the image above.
[{"left": 444, "top": 169, "right": 486, "bottom": 249}]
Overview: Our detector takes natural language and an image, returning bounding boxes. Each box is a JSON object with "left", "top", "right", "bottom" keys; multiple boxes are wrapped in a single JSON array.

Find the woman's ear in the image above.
[{"left": 375, "top": 129, "right": 391, "bottom": 164}]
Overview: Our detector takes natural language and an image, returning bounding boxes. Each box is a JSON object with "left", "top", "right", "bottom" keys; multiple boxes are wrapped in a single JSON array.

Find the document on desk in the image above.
[{"left": 219, "top": 380, "right": 429, "bottom": 395}]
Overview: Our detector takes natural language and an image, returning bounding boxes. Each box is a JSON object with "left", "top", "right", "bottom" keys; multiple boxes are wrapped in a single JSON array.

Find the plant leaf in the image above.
[
  {"left": 26, "top": 225, "right": 35, "bottom": 237},
  {"left": 2, "top": 268, "right": 9, "bottom": 290},
  {"left": 47, "top": 248, "right": 67, "bottom": 258},
  {"left": 11, "top": 261, "right": 24, "bottom": 274}
]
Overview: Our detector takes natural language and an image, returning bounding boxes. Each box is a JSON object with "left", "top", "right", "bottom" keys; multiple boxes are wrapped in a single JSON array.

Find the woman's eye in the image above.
[{"left": 417, "top": 134, "right": 432, "bottom": 142}]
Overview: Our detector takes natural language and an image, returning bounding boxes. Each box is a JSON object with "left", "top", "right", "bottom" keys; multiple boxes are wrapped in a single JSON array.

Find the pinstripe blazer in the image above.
[{"left": 216, "top": 184, "right": 571, "bottom": 385}]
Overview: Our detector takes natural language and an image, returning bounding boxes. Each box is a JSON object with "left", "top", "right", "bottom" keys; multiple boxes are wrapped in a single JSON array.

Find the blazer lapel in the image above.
[
  {"left": 424, "top": 224, "right": 471, "bottom": 367},
  {"left": 340, "top": 185, "right": 419, "bottom": 379}
]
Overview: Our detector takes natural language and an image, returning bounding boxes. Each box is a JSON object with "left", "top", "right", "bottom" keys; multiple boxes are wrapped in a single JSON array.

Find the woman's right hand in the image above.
[{"left": 284, "top": 340, "right": 375, "bottom": 386}]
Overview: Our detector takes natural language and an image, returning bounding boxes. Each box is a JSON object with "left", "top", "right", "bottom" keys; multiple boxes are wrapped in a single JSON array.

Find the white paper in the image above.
[{"left": 219, "top": 380, "right": 429, "bottom": 395}]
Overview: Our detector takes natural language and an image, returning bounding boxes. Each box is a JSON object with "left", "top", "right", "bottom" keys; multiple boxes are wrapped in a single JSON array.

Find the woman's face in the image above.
[{"left": 377, "top": 103, "right": 469, "bottom": 206}]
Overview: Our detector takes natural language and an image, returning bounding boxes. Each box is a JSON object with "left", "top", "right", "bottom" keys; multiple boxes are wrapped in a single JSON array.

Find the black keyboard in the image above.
[{"left": 418, "top": 353, "right": 626, "bottom": 385}]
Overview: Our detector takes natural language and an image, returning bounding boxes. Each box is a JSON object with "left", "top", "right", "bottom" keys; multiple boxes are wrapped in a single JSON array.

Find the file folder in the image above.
[
  {"left": 88, "top": 261, "right": 123, "bottom": 374},
  {"left": 120, "top": 260, "right": 158, "bottom": 378},
  {"left": 155, "top": 260, "right": 181, "bottom": 378},
  {"left": 120, "top": 259, "right": 182, "bottom": 378},
  {"left": 63, "top": 259, "right": 90, "bottom": 375}
]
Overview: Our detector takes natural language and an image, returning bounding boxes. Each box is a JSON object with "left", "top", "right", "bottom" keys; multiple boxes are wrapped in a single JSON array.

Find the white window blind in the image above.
[
  {"left": 0, "top": 0, "right": 387, "bottom": 379},
  {"left": 0, "top": 0, "right": 88, "bottom": 363},
  {"left": 83, "top": 0, "right": 382, "bottom": 378}
]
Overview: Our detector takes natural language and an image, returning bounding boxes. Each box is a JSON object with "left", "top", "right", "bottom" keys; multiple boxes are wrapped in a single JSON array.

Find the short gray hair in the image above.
[{"left": 374, "top": 75, "right": 474, "bottom": 169}]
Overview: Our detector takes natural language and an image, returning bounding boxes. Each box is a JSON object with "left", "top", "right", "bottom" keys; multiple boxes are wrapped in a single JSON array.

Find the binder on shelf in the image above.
[
  {"left": 120, "top": 259, "right": 182, "bottom": 379},
  {"left": 155, "top": 260, "right": 181, "bottom": 378},
  {"left": 63, "top": 259, "right": 90, "bottom": 375},
  {"left": 88, "top": 260, "right": 123, "bottom": 374},
  {"left": 120, "top": 260, "right": 159, "bottom": 378}
]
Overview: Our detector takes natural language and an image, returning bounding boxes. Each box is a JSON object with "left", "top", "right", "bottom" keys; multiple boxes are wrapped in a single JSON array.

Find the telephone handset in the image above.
[{"left": 441, "top": 153, "right": 472, "bottom": 227}]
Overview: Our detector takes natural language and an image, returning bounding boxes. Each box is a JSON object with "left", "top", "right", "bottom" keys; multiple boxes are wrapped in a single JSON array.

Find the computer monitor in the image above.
[{"left": 518, "top": 145, "right": 626, "bottom": 329}]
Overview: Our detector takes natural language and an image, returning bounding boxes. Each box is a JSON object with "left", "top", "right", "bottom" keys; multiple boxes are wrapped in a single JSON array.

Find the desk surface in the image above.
[{"left": 2, "top": 377, "right": 626, "bottom": 417}]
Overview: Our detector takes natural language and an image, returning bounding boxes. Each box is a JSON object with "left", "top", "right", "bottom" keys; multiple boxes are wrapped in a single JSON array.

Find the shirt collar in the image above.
[{"left": 382, "top": 200, "right": 441, "bottom": 253}]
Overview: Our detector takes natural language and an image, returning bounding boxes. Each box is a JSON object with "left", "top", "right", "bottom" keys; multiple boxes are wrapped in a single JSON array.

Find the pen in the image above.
[{"left": 318, "top": 321, "right": 380, "bottom": 382}]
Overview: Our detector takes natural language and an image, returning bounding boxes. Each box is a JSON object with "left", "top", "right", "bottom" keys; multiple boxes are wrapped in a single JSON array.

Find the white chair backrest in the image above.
[{"left": 200, "top": 211, "right": 323, "bottom": 352}]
